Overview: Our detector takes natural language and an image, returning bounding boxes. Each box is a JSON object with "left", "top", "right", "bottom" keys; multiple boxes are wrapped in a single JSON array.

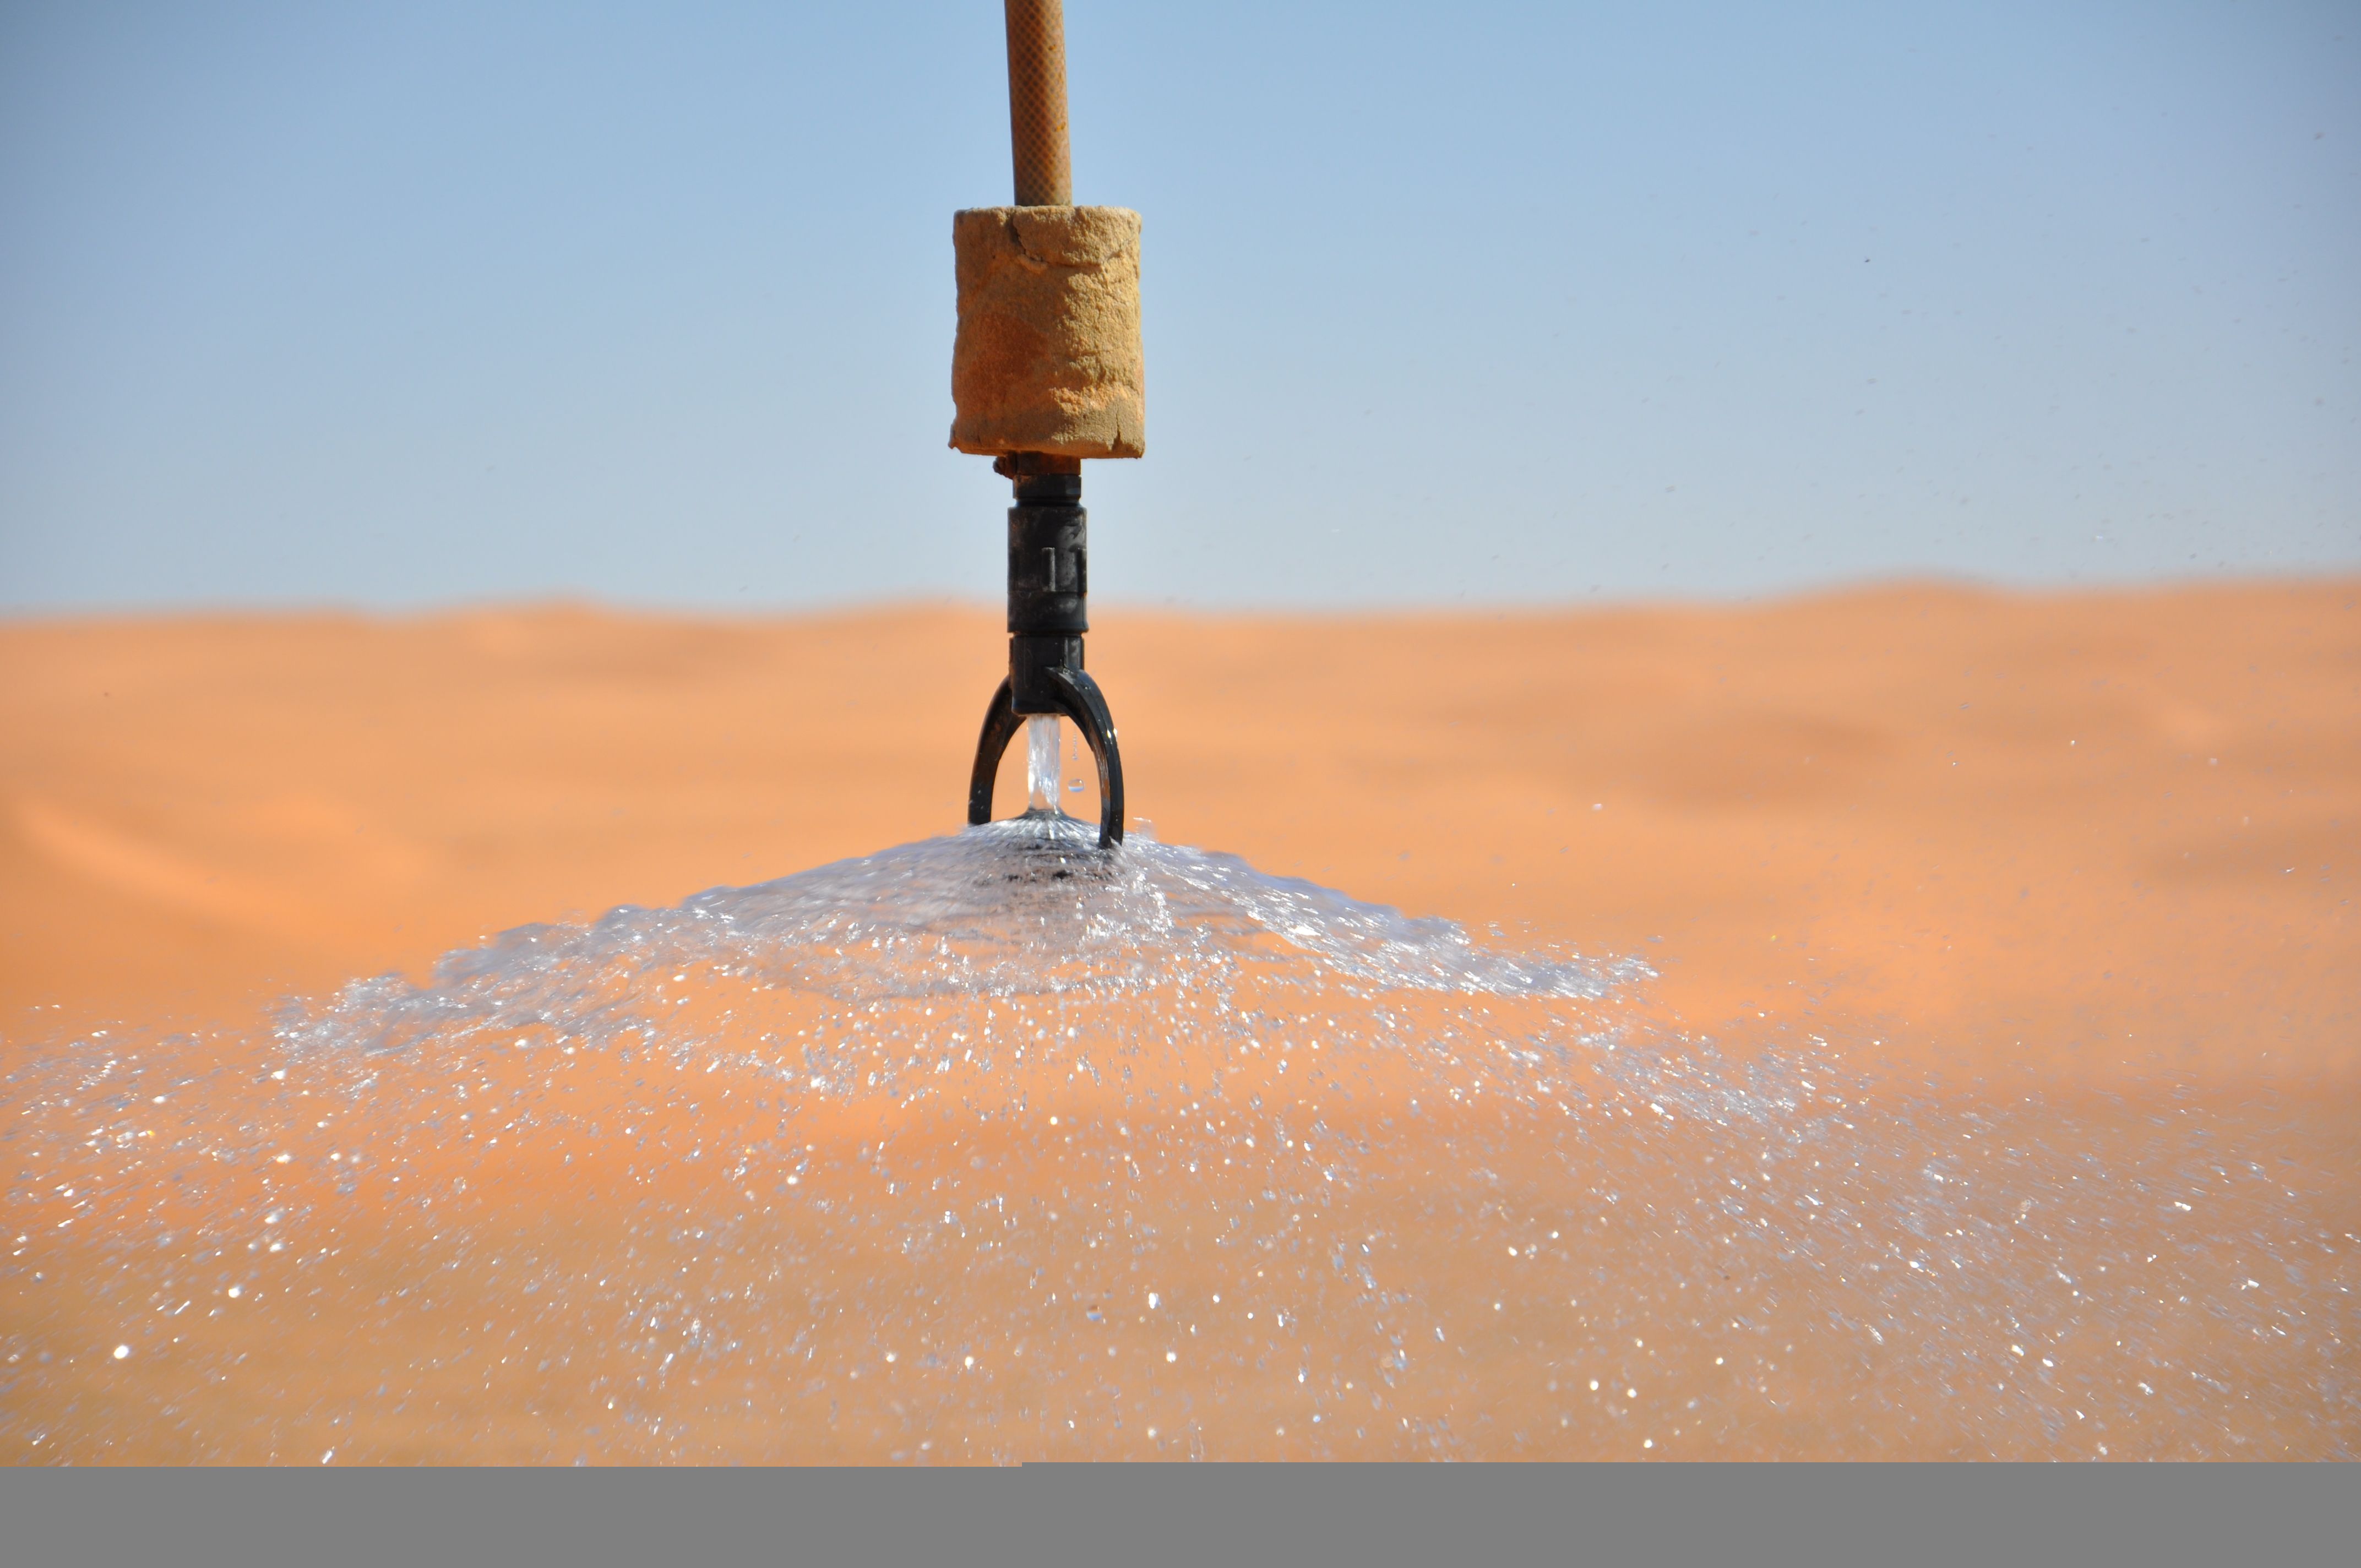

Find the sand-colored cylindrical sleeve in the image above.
[{"left": 950, "top": 205, "right": 1144, "bottom": 459}]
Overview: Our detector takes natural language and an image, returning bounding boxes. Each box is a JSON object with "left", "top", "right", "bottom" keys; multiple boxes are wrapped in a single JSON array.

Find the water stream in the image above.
[
  {"left": 1026, "top": 714, "right": 1063, "bottom": 814},
  {"left": 4, "top": 815, "right": 2353, "bottom": 1461}
]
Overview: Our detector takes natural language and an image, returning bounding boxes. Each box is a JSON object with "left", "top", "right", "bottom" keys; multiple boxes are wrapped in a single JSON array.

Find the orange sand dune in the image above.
[
  {"left": 6, "top": 580, "right": 2354, "bottom": 1084},
  {"left": 3, "top": 580, "right": 2357, "bottom": 1463}
]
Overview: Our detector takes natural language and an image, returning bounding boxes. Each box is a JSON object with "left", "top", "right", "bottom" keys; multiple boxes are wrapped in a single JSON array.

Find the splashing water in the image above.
[
  {"left": 4, "top": 815, "right": 2354, "bottom": 1462},
  {"left": 1026, "top": 715, "right": 1062, "bottom": 814}
]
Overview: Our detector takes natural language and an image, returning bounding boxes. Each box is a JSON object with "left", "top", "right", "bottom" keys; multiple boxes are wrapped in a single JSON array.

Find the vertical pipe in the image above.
[{"left": 1004, "top": 0, "right": 1073, "bottom": 206}]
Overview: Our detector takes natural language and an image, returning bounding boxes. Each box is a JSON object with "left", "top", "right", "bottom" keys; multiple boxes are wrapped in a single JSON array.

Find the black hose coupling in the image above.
[{"left": 966, "top": 453, "right": 1125, "bottom": 846}]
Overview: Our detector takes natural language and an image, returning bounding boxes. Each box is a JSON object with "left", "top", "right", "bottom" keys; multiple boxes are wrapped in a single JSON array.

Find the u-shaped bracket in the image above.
[{"left": 967, "top": 666, "right": 1125, "bottom": 848}]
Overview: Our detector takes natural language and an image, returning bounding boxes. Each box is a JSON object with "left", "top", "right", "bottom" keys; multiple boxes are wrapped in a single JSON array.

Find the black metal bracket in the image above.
[{"left": 966, "top": 457, "right": 1125, "bottom": 847}]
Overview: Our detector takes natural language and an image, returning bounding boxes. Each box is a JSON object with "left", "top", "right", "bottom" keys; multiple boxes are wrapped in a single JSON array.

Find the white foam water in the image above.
[
  {"left": 289, "top": 813, "right": 1633, "bottom": 1041},
  {"left": 3, "top": 816, "right": 2353, "bottom": 1462}
]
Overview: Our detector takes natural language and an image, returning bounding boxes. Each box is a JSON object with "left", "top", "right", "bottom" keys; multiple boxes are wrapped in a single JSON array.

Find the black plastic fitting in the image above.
[{"left": 966, "top": 458, "right": 1125, "bottom": 846}]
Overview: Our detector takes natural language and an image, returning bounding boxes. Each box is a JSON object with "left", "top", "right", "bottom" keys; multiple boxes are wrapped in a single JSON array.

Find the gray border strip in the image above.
[{"left": 3, "top": 1463, "right": 2354, "bottom": 1568}]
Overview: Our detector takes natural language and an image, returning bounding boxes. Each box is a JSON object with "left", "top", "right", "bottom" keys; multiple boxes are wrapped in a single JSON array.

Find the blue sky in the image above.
[{"left": 2, "top": 0, "right": 2354, "bottom": 612}]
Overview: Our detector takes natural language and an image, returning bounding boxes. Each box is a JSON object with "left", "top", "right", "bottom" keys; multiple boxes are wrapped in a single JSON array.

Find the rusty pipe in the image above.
[{"left": 1004, "top": 0, "right": 1072, "bottom": 206}]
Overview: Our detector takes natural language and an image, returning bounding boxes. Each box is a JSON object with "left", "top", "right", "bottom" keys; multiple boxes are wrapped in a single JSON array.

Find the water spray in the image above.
[{"left": 954, "top": 0, "right": 1141, "bottom": 848}]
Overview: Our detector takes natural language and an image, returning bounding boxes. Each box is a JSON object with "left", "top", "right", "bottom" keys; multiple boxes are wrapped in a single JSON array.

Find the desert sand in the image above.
[
  {"left": 8, "top": 580, "right": 2353, "bottom": 1081},
  {"left": 3, "top": 580, "right": 2355, "bottom": 1461}
]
